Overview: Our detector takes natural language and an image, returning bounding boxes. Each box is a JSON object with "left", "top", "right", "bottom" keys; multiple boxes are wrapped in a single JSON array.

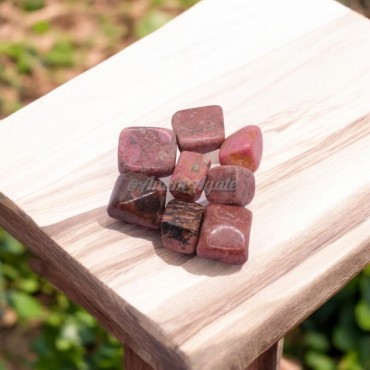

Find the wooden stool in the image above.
[{"left": 1, "top": 0, "right": 369, "bottom": 368}]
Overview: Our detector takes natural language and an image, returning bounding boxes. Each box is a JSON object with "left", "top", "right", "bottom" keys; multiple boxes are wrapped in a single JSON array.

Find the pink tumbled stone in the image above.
[
  {"left": 219, "top": 125, "right": 263, "bottom": 172},
  {"left": 170, "top": 151, "right": 211, "bottom": 202},
  {"left": 196, "top": 204, "right": 252, "bottom": 265},
  {"left": 205, "top": 165, "right": 255, "bottom": 206},
  {"left": 118, "top": 127, "right": 177, "bottom": 177},
  {"left": 172, "top": 105, "right": 225, "bottom": 153}
]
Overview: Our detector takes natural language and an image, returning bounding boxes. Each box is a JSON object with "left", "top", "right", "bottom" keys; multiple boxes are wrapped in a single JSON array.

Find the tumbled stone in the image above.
[
  {"left": 196, "top": 204, "right": 252, "bottom": 264},
  {"left": 172, "top": 105, "right": 225, "bottom": 153},
  {"left": 219, "top": 125, "right": 263, "bottom": 172},
  {"left": 170, "top": 151, "right": 211, "bottom": 202},
  {"left": 118, "top": 127, "right": 177, "bottom": 177},
  {"left": 161, "top": 200, "right": 204, "bottom": 254},
  {"left": 205, "top": 165, "right": 255, "bottom": 206},
  {"left": 107, "top": 172, "right": 167, "bottom": 229}
]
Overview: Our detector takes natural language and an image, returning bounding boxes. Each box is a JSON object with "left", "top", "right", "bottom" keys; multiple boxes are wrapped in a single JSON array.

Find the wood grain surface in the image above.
[
  {"left": 29, "top": 254, "right": 283, "bottom": 369},
  {"left": 124, "top": 340, "right": 283, "bottom": 370},
  {"left": 1, "top": 0, "right": 370, "bottom": 369}
]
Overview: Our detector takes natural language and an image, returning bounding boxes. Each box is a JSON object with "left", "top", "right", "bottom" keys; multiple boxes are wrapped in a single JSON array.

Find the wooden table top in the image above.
[{"left": 1, "top": 0, "right": 370, "bottom": 369}]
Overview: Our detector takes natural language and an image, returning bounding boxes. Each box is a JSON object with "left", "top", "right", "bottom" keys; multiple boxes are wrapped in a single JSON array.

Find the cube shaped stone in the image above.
[
  {"left": 205, "top": 165, "right": 255, "bottom": 206},
  {"left": 172, "top": 105, "right": 225, "bottom": 153},
  {"left": 118, "top": 127, "right": 177, "bottom": 177},
  {"left": 107, "top": 172, "right": 167, "bottom": 229},
  {"left": 170, "top": 151, "right": 211, "bottom": 202},
  {"left": 196, "top": 204, "right": 252, "bottom": 264},
  {"left": 161, "top": 200, "right": 204, "bottom": 254}
]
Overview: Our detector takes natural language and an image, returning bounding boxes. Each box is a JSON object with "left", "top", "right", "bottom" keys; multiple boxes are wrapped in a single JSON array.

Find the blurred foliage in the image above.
[
  {"left": 1, "top": 0, "right": 370, "bottom": 369},
  {"left": 0, "top": 0, "right": 198, "bottom": 119},
  {"left": 0, "top": 229, "right": 122, "bottom": 370},
  {"left": 284, "top": 270, "right": 370, "bottom": 369}
]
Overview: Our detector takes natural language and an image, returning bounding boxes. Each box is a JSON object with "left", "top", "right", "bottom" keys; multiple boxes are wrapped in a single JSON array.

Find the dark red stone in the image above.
[
  {"left": 196, "top": 204, "right": 252, "bottom": 264},
  {"left": 161, "top": 200, "right": 204, "bottom": 254},
  {"left": 107, "top": 172, "right": 167, "bottom": 229},
  {"left": 205, "top": 165, "right": 255, "bottom": 206},
  {"left": 118, "top": 127, "right": 177, "bottom": 177},
  {"left": 170, "top": 151, "right": 211, "bottom": 202},
  {"left": 172, "top": 105, "right": 225, "bottom": 153}
]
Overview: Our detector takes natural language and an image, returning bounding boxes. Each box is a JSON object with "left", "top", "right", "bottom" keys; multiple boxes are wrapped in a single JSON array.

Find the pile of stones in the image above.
[{"left": 107, "top": 105, "right": 262, "bottom": 264}]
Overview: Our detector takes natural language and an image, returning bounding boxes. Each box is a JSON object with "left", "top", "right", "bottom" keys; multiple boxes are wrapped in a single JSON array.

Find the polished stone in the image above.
[
  {"left": 172, "top": 105, "right": 225, "bottom": 153},
  {"left": 161, "top": 200, "right": 204, "bottom": 254},
  {"left": 118, "top": 126, "right": 177, "bottom": 177},
  {"left": 107, "top": 172, "right": 167, "bottom": 229},
  {"left": 170, "top": 151, "right": 211, "bottom": 202},
  {"left": 219, "top": 125, "right": 263, "bottom": 172},
  {"left": 196, "top": 204, "right": 252, "bottom": 264},
  {"left": 205, "top": 165, "right": 255, "bottom": 206}
]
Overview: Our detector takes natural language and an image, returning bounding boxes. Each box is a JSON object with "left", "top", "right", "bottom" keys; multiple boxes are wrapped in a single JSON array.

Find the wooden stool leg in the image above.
[
  {"left": 246, "top": 339, "right": 284, "bottom": 370},
  {"left": 124, "top": 345, "right": 153, "bottom": 370},
  {"left": 124, "top": 339, "right": 284, "bottom": 370}
]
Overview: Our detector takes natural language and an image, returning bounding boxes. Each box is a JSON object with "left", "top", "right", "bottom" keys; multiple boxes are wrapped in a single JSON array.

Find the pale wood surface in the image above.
[
  {"left": 30, "top": 255, "right": 283, "bottom": 370},
  {"left": 1, "top": 0, "right": 370, "bottom": 369},
  {"left": 124, "top": 340, "right": 283, "bottom": 370}
]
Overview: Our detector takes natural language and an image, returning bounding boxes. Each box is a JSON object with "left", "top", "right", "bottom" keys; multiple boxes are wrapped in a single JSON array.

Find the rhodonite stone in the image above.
[
  {"left": 161, "top": 200, "right": 204, "bottom": 254},
  {"left": 205, "top": 165, "right": 255, "bottom": 206},
  {"left": 196, "top": 204, "right": 252, "bottom": 264},
  {"left": 107, "top": 172, "right": 167, "bottom": 229},
  {"left": 219, "top": 125, "right": 263, "bottom": 172},
  {"left": 172, "top": 105, "right": 225, "bottom": 153},
  {"left": 118, "top": 127, "right": 177, "bottom": 177},
  {"left": 170, "top": 151, "right": 211, "bottom": 202}
]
